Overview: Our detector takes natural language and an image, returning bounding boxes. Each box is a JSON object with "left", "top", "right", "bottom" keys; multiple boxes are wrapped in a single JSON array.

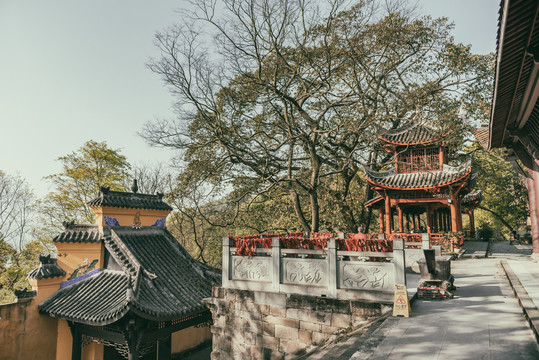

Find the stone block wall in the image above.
[{"left": 204, "top": 287, "right": 391, "bottom": 360}]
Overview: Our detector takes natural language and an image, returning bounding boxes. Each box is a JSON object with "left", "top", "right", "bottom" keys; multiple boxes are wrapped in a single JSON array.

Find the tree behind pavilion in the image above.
[{"left": 143, "top": 0, "right": 493, "bottom": 233}]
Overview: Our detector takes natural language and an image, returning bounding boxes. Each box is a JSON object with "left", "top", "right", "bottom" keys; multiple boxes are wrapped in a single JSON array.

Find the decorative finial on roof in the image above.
[
  {"left": 101, "top": 186, "right": 110, "bottom": 195},
  {"left": 62, "top": 220, "right": 75, "bottom": 230},
  {"left": 131, "top": 179, "right": 139, "bottom": 194}
]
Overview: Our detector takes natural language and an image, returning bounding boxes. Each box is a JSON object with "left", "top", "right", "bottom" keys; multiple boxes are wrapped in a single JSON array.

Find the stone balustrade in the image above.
[{"left": 222, "top": 237, "right": 407, "bottom": 303}]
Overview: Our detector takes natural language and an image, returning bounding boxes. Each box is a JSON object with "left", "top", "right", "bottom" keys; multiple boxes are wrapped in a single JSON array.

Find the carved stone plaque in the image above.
[
  {"left": 232, "top": 257, "right": 271, "bottom": 281},
  {"left": 282, "top": 259, "right": 327, "bottom": 286},
  {"left": 339, "top": 263, "right": 393, "bottom": 291}
]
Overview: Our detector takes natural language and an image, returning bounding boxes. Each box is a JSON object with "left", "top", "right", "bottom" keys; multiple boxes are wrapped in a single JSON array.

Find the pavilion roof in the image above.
[
  {"left": 377, "top": 122, "right": 443, "bottom": 146},
  {"left": 462, "top": 189, "right": 482, "bottom": 207},
  {"left": 364, "top": 158, "right": 472, "bottom": 190},
  {"left": 87, "top": 187, "right": 173, "bottom": 211},
  {"left": 39, "top": 226, "right": 220, "bottom": 326}
]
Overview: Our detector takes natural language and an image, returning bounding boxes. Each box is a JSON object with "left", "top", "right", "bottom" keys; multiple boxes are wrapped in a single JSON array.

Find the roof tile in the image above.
[
  {"left": 364, "top": 158, "right": 472, "bottom": 190},
  {"left": 87, "top": 188, "right": 173, "bottom": 211}
]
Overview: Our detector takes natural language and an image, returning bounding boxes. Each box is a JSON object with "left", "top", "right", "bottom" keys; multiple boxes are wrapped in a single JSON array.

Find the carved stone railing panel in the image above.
[
  {"left": 231, "top": 256, "right": 271, "bottom": 281},
  {"left": 282, "top": 259, "right": 327, "bottom": 286},
  {"left": 222, "top": 237, "right": 407, "bottom": 301},
  {"left": 339, "top": 262, "right": 394, "bottom": 291}
]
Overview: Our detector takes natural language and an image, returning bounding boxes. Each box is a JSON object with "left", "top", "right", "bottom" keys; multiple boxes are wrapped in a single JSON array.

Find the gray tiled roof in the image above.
[
  {"left": 378, "top": 122, "right": 442, "bottom": 145},
  {"left": 39, "top": 270, "right": 129, "bottom": 324},
  {"left": 39, "top": 226, "right": 220, "bottom": 325},
  {"left": 462, "top": 190, "right": 482, "bottom": 205},
  {"left": 53, "top": 224, "right": 102, "bottom": 243},
  {"left": 28, "top": 255, "right": 66, "bottom": 279},
  {"left": 87, "top": 188, "right": 173, "bottom": 211},
  {"left": 364, "top": 158, "right": 472, "bottom": 189}
]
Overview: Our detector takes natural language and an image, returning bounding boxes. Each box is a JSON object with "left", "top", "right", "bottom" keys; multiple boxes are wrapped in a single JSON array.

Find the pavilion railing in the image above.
[{"left": 221, "top": 237, "right": 406, "bottom": 302}]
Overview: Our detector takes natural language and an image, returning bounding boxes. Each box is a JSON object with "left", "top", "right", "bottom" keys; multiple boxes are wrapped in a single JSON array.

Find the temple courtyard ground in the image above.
[{"left": 306, "top": 241, "right": 539, "bottom": 359}]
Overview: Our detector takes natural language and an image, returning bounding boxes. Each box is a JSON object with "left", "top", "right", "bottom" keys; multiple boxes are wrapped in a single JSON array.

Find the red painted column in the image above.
[
  {"left": 426, "top": 205, "right": 432, "bottom": 233},
  {"left": 450, "top": 192, "right": 458, "bottom": 233},
  {"left": 398, "top": 205, "right": 403, "bottom": 233},
  {"left": 379, "top": 204, "right": 385, "bottom": 233},
  {"left": 456, "top": 197, "right": 463, "bottom": 232},
  {"left": 385, "top": 194, "right": 392, "bottom": 234},
  {"left": 433, "top": 208, "right": 438, "bottom": 233}
]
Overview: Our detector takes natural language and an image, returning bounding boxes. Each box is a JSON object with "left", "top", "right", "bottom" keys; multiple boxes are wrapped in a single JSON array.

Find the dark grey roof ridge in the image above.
[{"left": 27, "top": 255, "right": 66, "bottom": 280}]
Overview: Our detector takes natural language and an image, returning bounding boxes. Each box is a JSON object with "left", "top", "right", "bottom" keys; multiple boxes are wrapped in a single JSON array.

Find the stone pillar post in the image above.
[
  {"left": 393, "top": 238, "right": 406, "bottom": 286},
  {"left": 272, "top": 237, "right": 281, "bottom": 292},
  {"left": 421, "top": 233, "right": 430, "bottom": 250},
  {"left": 222, "top": 236, "right": 231, "bottom": 288},
  {"left": 328, "top": 238, "right": 337, "bottom": 298}
]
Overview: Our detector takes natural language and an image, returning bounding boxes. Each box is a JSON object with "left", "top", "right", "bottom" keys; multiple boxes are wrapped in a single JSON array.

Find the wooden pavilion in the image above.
[{"left": 364, "top": 122, "right": 480, "bottom": 237}]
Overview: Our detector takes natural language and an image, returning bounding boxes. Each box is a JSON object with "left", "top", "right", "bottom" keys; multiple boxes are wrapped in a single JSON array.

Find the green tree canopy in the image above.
[
  {"left": 144, "top": 0, "right": 493, "bottom": 233},
  {"left": 40, "top": 140, "right": 131, "bottom": 227},
  {"left": 472, "top": 145, "right": 528, "bottom": 235}
]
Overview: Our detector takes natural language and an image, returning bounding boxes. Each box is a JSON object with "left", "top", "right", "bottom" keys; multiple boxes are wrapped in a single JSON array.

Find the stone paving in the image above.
[
  {"left": 306, "top": 242, "right": 539, "bottom": 359},
  {"left": 460, "top": 241, "right": 489, "bottom": 259}
]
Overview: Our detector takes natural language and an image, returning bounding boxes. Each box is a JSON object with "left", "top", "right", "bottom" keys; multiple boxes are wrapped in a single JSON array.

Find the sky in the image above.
[{"left": 0, "top": 0, "right": 500, "bottom": 197}]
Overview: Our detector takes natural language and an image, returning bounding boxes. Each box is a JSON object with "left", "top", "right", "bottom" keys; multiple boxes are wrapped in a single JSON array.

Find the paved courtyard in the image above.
[{"left": 307, "top": 242, "right": 539, "bottom": 359}]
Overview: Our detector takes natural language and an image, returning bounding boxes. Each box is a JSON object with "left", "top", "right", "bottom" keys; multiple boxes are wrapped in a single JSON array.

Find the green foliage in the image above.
[
  {"left": 0, "top": 239, "right": 50, "bottom": 304},
  {"left": 472, "top": 145, "right": 528, "bottom": 236},
  {"left": 40, "top": 140, "right": 131, "bottom": 229},
  {"left": 477, "top": 223, "right": 493, "bottom": 242},
  {"left": 145, "top": 0, "right": 494, "bottom": 235}
]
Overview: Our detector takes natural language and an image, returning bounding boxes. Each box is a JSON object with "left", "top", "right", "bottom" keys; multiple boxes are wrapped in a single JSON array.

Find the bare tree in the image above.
[
  {"left": 143, "top": 0, "right": 493, "bottom": 232},
  {"left": 0, "top": 171, "right": 35, "bottom": 251}
]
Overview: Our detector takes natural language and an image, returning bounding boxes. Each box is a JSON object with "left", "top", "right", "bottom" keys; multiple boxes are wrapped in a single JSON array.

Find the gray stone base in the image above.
[{"left": 203, "top": 287, "right": 391, "bottom": 360}]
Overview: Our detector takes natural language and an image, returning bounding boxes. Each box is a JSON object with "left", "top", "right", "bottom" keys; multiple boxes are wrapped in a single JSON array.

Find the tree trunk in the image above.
[
  {"left": 289, "top": 189, "right": 310, "bottom": 232},
  {"left": 310, "top": 191, "right": 319, "bottom": 232},
  {"left": 477, "top": 205, "right": 514, "bottom": 233}
]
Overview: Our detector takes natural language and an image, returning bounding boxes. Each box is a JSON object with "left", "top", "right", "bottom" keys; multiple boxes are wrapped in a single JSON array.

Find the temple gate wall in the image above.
[
  {"left": 171, "top": 325, "right": 212, "bottom": 354},
  {"left": 0, "top": 298, "right": 58, "bottom": 360}
]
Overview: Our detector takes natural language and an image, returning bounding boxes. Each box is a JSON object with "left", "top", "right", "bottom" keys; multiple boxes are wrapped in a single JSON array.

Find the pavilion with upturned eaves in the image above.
[{"left": 364, "top": 122, "right": 481, "bottom": 238}]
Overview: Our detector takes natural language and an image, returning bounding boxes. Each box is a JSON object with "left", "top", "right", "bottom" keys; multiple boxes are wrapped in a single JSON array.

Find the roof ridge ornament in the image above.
[
  {"left": 63, "top": 220, "right": 76, "bottom": 229},
  {"left": 131, "top": 179, "right": 138, "bottom": 194}
]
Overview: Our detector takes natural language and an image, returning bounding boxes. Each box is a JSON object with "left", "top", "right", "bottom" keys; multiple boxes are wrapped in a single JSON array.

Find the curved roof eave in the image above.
[{"left": 365, "top": 169, "right": 472, "bottom": 191}]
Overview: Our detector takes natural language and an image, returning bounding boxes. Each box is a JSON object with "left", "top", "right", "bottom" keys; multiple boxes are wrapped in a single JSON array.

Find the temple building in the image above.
[
  {"left": 364, "top": 122, "right": 481, "bottom": 236},
  {"left": 0, "top": 183, "right": 220, "bottom": 360}
]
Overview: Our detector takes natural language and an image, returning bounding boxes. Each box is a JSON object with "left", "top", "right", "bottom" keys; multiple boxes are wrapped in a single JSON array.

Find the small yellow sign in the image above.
[{"left": 393, "top": 284, "right": 411, "bottom": 317}]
